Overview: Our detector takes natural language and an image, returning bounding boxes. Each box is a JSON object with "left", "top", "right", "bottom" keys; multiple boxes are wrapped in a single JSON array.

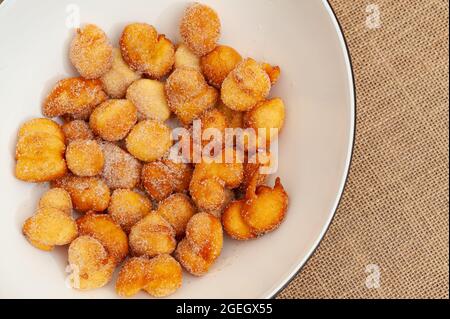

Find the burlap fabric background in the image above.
[{"left": 279, "top": 0, "right": 449, "bottom": 299}]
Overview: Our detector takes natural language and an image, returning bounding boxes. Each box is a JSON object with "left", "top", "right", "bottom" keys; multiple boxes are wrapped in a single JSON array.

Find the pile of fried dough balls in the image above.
[{"left": 16, "top": 2, "right": 288, "bottom": 298}]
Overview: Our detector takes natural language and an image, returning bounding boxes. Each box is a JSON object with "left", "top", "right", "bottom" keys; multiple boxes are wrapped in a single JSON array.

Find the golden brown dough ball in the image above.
[
  {"left": 185, "top": 212, "right": 223, "bottom": 262},
  {"left": 174, "top": 44, "right": 201, "bottom": 71},
  {"left": 67, "top": 236, "right": 116, "bottom": 290},
  {"left": 180, "top": 3, "right": 221, "bottom": 56},
  {"left": 129, "top": 213, "right": 176, "bottom": 258},
  {"left": 126, "top": 79, "right": 171, "bottom": 121},
  {"left": 89, "top": 99, "right": 137, "bottom": 141},
  {"left": 141, "top": 161, "right": 174, "bottom": 202},
  {"left": 62, "top": 120, "right": 94, "bottom": 144},
  {"left": 77, "top": 213, "right": 129, "bottom": 263},
  {"left": 52, "top": 175, "right": 110, "bottom": 212},
  {"left": 221, "top": 58, "right": 271, "bottom": 111},
  {"left": 162, "top": 159, "right": 193, "bottom": 193},
  {"left": 23, "top": 207, "right": 78, "bottom": 251},
  {"left": 242, "top": 177, "right": 288, "bottom": 235},
  {"left": 69, "top": 24, "right": 113, "bottom": 79},
  {"left": 99, "top": 142, "right": 142, "bottom": 190},
  {"left": 116, "top": 257, "right": 152, "bottom": 297},
  {"left": 222, "top": 200, "right": 256, "bottom": 241},
  {"left": 175, "top": 212, "right": 223, "bottom": 276},
  {"left": 144, "top": 254, "right": 183, "bottom": 297},
  {"left": 43, "top": 77, "right": 107, "bottom": 118},
  {"left": 165, "top": 68, "right": 218, "bottom": 125},
  {"left": 201, "top": 45, "right": 242, "bottom": 88},
  {"left": 66, "top": 140, "right": 104, "bottom": 177},
  {"left": 141, "top": 159, "right": 192, "bottom": 202},
  {"left": 244, "top": 98, "right": 286, "bottom": 149},
  {"left": 126, "top": 120, "right": 172, "bottom": 162},
  {"left": 190, "top": 177, "right": 228, "bottom": 213},
  {"left": 156, "top": 193, "right": 196, "bottom": 238},
  {"left": 38, "top": 188, "right": 73, "bottom": 216},
  {"left": 101, "top": 48, "right": 141, "bottom": 98},
  {"left": 174, "top": 239, "right": 210, "bottom": 276},
  {"left": 108, "top": 189, "right": 152, "bottom": 232},
  {"left": 15, "top": 118, "right": 67, "bottom": 183},
  {"left": 120, "top": 23, "right": 175, "bottom": 79},
  {"left": 116, "top": 255, "right": 182, "bottom": 298}
]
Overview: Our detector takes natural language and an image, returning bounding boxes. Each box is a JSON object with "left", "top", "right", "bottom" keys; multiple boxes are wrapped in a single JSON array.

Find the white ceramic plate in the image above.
[{"left": 0, "top": 0, "right": 354, "bottom": 299}]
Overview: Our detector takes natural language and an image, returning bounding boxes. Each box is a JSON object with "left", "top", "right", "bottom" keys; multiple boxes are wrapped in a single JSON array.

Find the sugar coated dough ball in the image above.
[
  {"left": 126, "top": 120, "right": 172, "bottom": 162},
  {"left": 89, "top": 99, "right": 137, "bottom": 141},
  {"left": 126, "top": 79, "right": 171, "bottom": 121},
  {"left": 180, "top": 3, "right": 221, "bottom": 56},
  {"left": 70, "top": 24, "right": 113, "bottom": 79},
  {"left": 66, "top": 140, "right": 104, "bottom": 177}
]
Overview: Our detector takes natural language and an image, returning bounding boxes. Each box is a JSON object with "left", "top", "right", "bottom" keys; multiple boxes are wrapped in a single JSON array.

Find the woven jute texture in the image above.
[{"left": 279, "top": 0, "right": 449, "bottom": 299}]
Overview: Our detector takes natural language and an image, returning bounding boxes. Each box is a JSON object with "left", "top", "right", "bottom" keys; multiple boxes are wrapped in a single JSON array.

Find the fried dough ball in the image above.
[
  {"left": 120, "top": 24, "right": 175, "bottom": 78},
  {"left": 101, "top": 48, "right": 141, "bottom": 98},
  {"left": 162, "top": 159, "right": 193, "bottom": 193},
  {"left": 175, "top": 213, "right": 223, "bottom": 276},
  {"left": 185, "top": 212, "right": 223, "bottom": 262},
  {"left": 221, "top": 58, "right": 271, "bottom": 111},
  {"left": 129, "top": 213, "right": 176, "bottom": 258},
  {"left": 67, "top": 236, "right": 116, "bottom": 290},
  {"left": 141, "top": 161, "right": 174, "bottom": 202},
  {"left": 69, "top": 24, "right": 113, "bottom": 79},
  {"left": 116, "top": 255, "right": 182, "bottom": 298},
  {"left": 108, "top": 189, "right": 152, "bottom": 232},
  {"left": 99, "top": 142, "right": 142, "bottom": 190},
  {"left": 144, "top": 254, "right": 183, "bottom": 297},
  {"left": 190, "top": 178, "right": 228, "bottom": 213},
  {"left": 242, "top": 177, "right": 288, "bottom": 235},
  {"left": 23, "top": 207, "right": 78, "bottom": 251},
  {"left": 216, "top": 99, "right": 244, "bottom": 129},
  {"left": 156, "top": 194, "right": 196, "bottom": 238},
  {"left": 43, "top": 77, "right": 107, "bottom": 118},
  {"left": 52, "top": 175, "right": 110, "bottom": 212},
  {"left": 201, "top": 45, "right": 242, "bottom": 88},
  {"left": 126, "top": 120, "right": 172, "bottom": 162},
  {"left": 174, "top": 239, "right": 210, "bottom": 276},
  {"left": 180, "top": 3, "right": 221, "bottom": 56},
  {"left": 116, "top": 257, "right": 152, "bottom": 297},
  {"left": 89, "top": 99, "right": 137, "bottom": 142},
  {"left": 222, "top": 200, "right": 256, "bottom": 241},
  {"left": 66, "top": 140, "right": 104, "bottom": 177},
  {"left": 174, "top": 44, "right": 201, "bottom": 71},
  {"left": 146, "top": 34, "right": 175, "bottom": 79},
  {"left": 62, "top": 120, "right": 94, "bottom": 143},
  {"left": 15, "top": 118, "right": 67, "bottom": 182},
  {"left": 165, "top": 68, "right": 218, "bottom": 125},
  {"left": 38, "top": 188, "right": 73, "bottom": 216},
  {"left": 262, "top": 63, "right": 281, "bottom": 85},
  {"left": 244, "top": 98, "right": 286, "bottom": 149},
  {"left": 77, "top": 213, "right": 128, "bottom": 263},
  {"left": 141, "top": 160, "right": 193, "bottom": 202},
  {"left": 126, "top": 80, "right": 171, "bottom": 121}
]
